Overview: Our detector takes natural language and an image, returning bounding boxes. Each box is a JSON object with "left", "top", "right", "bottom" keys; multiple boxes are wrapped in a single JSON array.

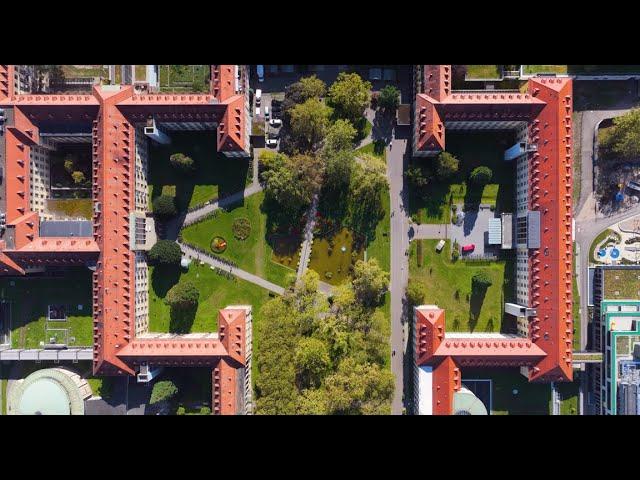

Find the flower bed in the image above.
[{"left": 210, "top": 236, "right": 228, "bottom": 253}]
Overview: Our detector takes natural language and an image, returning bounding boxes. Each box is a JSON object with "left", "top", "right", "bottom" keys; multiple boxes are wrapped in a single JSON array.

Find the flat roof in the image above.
[
  {"left": 604, "top": 268, "right": 640, "bottom": 300},
  {"left": 417, "top": 365, "right": 433, "bottom": 415},
  {"left": 40, "top": 220, "right": 93, "bottom": 238},
  {"left": 488, "top": 218, "right": 502, "bottom": 245},
  {"left": 397, "top": 104, "right": 410, "bottom": 125}
]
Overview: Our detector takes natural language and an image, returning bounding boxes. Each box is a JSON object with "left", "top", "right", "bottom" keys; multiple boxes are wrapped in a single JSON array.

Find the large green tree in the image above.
[
  {"left": 327, "top": 72, "right": 372, "bottom": 123},
  {"left": 406, "top": 279, "right": 426, "bottom": 307},
  {"left": 294, "top": 337, "right": 331, "bottom": 389},
  {"left": 472, "top": 271, "right": 493, "bottom": 291},
  {"left": 323, "top": 357, "right": 394, "bottom": 415},
  {"left": 148, "top": 240, "right": 182, "bottom": 266},
  {"left": 150, "top": 380, "right": 178, "bottom": 405},
  {"left": 169, "top": 152, "right": 195, "bottom": 174},
  {"left": 436, "top": 152, "right": 460, "bottom": 180},
  {"left": 152, "top": 194, "right": 178, "bottom": 219},
  {"left": 323, "top": 119, "right": 357, "bottom": 154},
  {"left": 165, "top": 280, "right": 199, "bottom": 310},
  {"left": 349, "top": 154, "right": 388, "bottom": 233},
  {"left": 289, "top": 98, "right": 332, "bottom": 151},
  {"left": 469, "top": 166, "right": 493, "bottom": 185},
  {"left": 378, "top": 85, "right": 400, "bottom": 112},
  {"left": 298, "top": 75, "right": 327, "bottom": 99},
  {"left": 600, "top": 108, "right": 640, "bottom": 159},
  {"left": 352, "top": 258, "right": 390, "bottom": 307}
]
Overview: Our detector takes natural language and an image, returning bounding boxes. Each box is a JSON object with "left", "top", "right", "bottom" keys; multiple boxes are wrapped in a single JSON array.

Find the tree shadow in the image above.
[
  {"left": 462, "top": 208, "right": 479, "bottom": 236},
  {"left": 169, "top": 303, "right": 198, "bottom": 333},
  {"left": 371, "top": 110, "right": 394, "bottom": 146},
  {"left": 468, "top": 287, "right": 488, "bottom": 332},
  {"left": 463, "top": 183, "right": 483, "bottom": 210},
  {"left": 151, "top": 265, "right": 182, "bottom": 298}
]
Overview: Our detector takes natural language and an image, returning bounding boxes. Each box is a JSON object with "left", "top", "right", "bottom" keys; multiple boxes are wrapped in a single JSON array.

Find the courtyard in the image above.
[
  {"left": 409, "top": 131, "right": 515, "bottom": 224},
  {"left": 0, "top": 268, "right": 93, "bottom": 349},
  {"left": 179, "top": 191, "right": 298, "bottom": 287},
  {"left": 148, "top": 263, "right": 271, "bottom": 334},
  {"left": 148, "top": 131, "right": 250, "bottom": 212},
  {"left": 410, "top": 239, "right": 514, "bottom": 333}
]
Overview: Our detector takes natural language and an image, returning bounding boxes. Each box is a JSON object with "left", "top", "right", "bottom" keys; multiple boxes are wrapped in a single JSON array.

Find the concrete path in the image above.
[
  {"left": 183, "top": 183, "right": 263, "bottom": 226},
  {"left": 412, "top": 223, "right": 447, "bottom": 240},
  {"left": 388, "top": 135, "right": 410, "bottom": 415},
  {"left": 296, "top": 194, "right": 319, "bottom": 280},
  {"left": 179, "top": 242, "right": 285, "bottom": 295}
]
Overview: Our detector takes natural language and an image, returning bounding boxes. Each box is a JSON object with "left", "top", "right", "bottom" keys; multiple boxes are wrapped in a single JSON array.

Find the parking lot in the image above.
[{"left": 448, "top": 206, "right": 497, "bottom": 257}]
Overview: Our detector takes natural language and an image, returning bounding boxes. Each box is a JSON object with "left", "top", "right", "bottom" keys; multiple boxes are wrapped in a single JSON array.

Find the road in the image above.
[{"left": 388, "top": 135, "right": 410, "bottom": 415}]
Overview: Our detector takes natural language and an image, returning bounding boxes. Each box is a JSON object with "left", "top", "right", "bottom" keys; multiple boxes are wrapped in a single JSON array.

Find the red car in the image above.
[{"left": 461, "top": 244, "right": 475, "bottom": 253}]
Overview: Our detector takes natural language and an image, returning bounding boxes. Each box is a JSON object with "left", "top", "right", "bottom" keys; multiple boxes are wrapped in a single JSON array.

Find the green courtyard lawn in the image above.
[
  {"left": 410, "top": 240, "right": 514, "bottom": 333},
  {"left": 557, "top": 377, "right": 580, "bottom": 415},
  {"left": 180, "top": 191, "right": 297, "bottom": 287},
  {"left": 0, "top": 269, "right": 93, "bottom": 349},
  {"left": 159, "top": 65, "right": 209, "bottom": 92},
  {"left": 465, "top": 65, "right": 502, "bottom": 79},
  {"left": 135, "top": 65, "right": 146, "bottom": 81},
  {"left": 523, "top": 65, "right": 568, "bottom": 75},
  {"left": 462, "top": 368, "right": 551, "bottom": 415},
  {"left": 148, "top": 263, "right": 272, "bottom": 334},
  {"left": 409, "top": 132, "right": 515, "bottom": 224},
  {"left": 61, "top": 65, "right": 108, "bottom": 78},
  {"left": 148, "top": 131, "right": 250, "bottom": 211}
]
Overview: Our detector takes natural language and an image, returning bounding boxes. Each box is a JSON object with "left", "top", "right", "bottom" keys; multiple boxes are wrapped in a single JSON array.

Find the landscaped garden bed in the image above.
[{"left": 465, "top": 65, "right": 502, "bottom": 80}]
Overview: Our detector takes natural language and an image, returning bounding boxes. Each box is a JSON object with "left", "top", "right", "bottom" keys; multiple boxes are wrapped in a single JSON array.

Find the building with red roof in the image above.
[
  {"left": 412, "top": 66, "right": 574, "bottom": 414},
  {"left": 0, "top": 65, "right": 252, "bottom": 414}
]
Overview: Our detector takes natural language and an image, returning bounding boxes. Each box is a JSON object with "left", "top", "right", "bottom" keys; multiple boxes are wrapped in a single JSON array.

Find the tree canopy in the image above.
[
  {"left": 437, "top": 152, "right": 459, "bottom": 180},
  {"left": 469, "top": 166, "right": 493, "bottom": 185},
  {"left": 323, "top": 119, "right": 357, "bottom": 154},
  {"left": 148, "top": 240, "right": 182, "bottom": 266},
  {"left": 352, "top": 259, "right": 390, "bottom": 307},
  {"left": 165, "top": 280, "right": 199, "bottom": 310},
  {"left": 170, "top": 152, "right": 195, "bottom": 173},
  {"left": 378, "top": 85, "right": 400, "bottom": 112},
  {"left": 406, "top": 279, "right": 426, "bottom": 307},
  {"left": 150, "top": 380, "right": 178, "bottom": 405},
  {"left": 152, "top": 194, "right": 178, "bottom": 219},
  {"left": 472, "top": 271, "right": 493, "bottom": 290},
  {"left": 289, "top": 98, "right": 333, "bottom": 151},
  {"left": 599, "top": 109, "right": 640, "bottom": 159},
  {"left": 327, "top": 72, "right": 372, "bottom": 123}
]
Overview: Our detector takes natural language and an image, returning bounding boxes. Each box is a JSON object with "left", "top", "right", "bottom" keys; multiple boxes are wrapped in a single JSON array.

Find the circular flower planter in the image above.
[{"left": 211, "top": 236, "right": 228, "bottom": 253}]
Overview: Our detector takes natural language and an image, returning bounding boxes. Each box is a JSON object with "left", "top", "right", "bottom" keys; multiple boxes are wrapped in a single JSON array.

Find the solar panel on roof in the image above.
[{"left": 40, "top": 220, "right": 92, "bottom": 238}]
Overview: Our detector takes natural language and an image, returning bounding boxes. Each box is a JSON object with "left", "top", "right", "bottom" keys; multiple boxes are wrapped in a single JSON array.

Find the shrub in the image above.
[
  {"left": 153, "top": 195, "right": 178, "bottom": 219},
  {"left": 166, "top": 280, "right": 199, "bottom": 310},
  {"left": 232, "top": 217, "right": 252, "bottom": 240},
  {"left": 451, "top": 249, "right": 460, "bottom": 262},
  {"left": 436, "top": 152, "right": 459, "bottom": 180},
  {"left": 469, "top": 166, "right": 493, "bottom": 185},
  {"left": 210, "top": 236, "right": 227, "bottom": 253},
  {"left": 64, "top": 158, "right": 74, "bottom": 173},
  {"left": 325, "top": 271, "right": 333, "bottom": 279},
  {"left": 170, "top": 153, "right": 194, "bottom": 173},
  {"left": 72, "top": 171, "right": 85, "bottom": 184},
  {"left": 378, "top": 85, "right": 400, "bottom": 111},
  {"left": 150, "top": 380, "right": 178, "bottom": 405},
  {"left": 407, "top": 279, "right": 426, "bottom": 306},
  {"left": 148, "top": 240, "right": 182, "bottom": 266},
  {"left": 472, "top": 271, "right": 493, "bottom": 290}
]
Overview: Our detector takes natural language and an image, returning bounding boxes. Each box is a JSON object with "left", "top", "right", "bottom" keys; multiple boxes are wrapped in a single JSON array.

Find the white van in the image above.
[
  {"left": 435, "top": 239, "right": 445, "bottom": 252},
  {"left": 255, "top": 89, "right": 262, "bottom": 105},
  {"left": 264, "top": 106, "right": 270, "bottom": 119}
]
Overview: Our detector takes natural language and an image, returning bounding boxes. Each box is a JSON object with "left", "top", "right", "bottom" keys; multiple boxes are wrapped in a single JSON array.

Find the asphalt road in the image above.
[{"left": 388, "top": 136, "right": 410, "bottom": 415}]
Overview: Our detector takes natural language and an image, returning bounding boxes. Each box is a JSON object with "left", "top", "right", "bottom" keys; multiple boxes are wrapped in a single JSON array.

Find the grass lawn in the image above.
[
  {"left": 409, "top": 132, "right": 514, "bottom": 224},
  {"left": 61, "top": 65, "right": 108, "bottom": 78},
  {"left": 148, "top": 131, "right": 250, "bottom": 211},
  {"left": 309, "top": 228, "right": 365, "bottom": 286},
  {"left": 523, "top": 65, "right": 568, "bottom": 75},
  {"left": 356, "top": 141, "right": 390, "bottom": 273},
  {"left": 410, "top": 240, "right": 513, "bottom": 333},
  {"left": 377, "top": 291, "right": 391, "bottom": 369},
  {"left": 462, "top": 368, "right": 551, "bottom": 415},
  {"left": 557, "top": 377, "right": 580, "bottom": 415},
  {"left": 0, "top": 269, "right": 93, "bottom": 349},
  {"left": 574, "top": 80, "right": 640, "bottom": 111},
  {"left": 148, "top": 263, "right": 272, "bottom": 334},
  {"left": 159, "top": 65, "right": 209, "bottom": 92},
  {"left": 180, "top": 191, "right": 297, "bottom": 287},
  {"left": 466, "top": 65, "right": 502, "bottom": 79},
  {"left": 573, "top": 244, "right": 581, "bottom": 350},
  {"left": 86, "top": 377, "right": 115, "bottom": 400},
  {"left": 46, "top": 198, "right": 92, "bottom": 219},
  {"left": 135, "top": 65, "right": 146, "bottom": 82}
]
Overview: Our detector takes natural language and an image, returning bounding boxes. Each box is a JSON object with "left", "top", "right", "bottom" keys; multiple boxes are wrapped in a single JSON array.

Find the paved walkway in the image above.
[
  {"left": 388, "top": 135, "right": 410, "bottom": 415},
  {"left": 179, "top": 243, "right": 285, "bottom": 295},
  {"left": 411, "top": 223, "right": 447, "bottom": 240},
  {"left": 296, "top": 194, "right": 319, "bottom": 280},
  {"left": 183, "top": 183, "right": 263, "bottom": 225}
]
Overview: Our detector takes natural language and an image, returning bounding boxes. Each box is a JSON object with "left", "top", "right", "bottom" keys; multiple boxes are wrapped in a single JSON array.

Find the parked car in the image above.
[
  {"left": 266, "top": 138, "right": 278, "bottom": 148},
  {"left": 271, "top": 99, "right": 283, "bottom": 107},
  {"left": 255, "top": 107, "right": 261, "bottom": 117},
  {"left": 255, "top": 89, "right": 262, "bottom": 104},
  {"left": 256, "top": 65, "right": 264, "bottom": 82},
  {"left": 264, "top": 106, "right": 270, "bottom": 119},
  {"left": 435, "top": 239, "right": 445, "bottom": 252},
  {"left": 627, "top": 180, "right": 640, "bottom": 193},
  {"left": 461, "top": 244, "right": 475, "bottom": 253},
  {"left": 270, "top": 118, "right": 282, "bottom": 127}
]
